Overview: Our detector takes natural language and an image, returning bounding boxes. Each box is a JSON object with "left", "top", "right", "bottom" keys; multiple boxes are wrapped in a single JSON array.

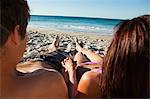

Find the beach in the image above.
[
  {"left": 22, "top": 27, "right": 113, "bottom": 60},
  {"left": 21, "top": 15, "right": 120, "bottom": 60}
]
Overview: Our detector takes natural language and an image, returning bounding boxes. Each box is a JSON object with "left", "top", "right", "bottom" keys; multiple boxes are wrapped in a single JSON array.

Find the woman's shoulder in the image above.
[
  {"left": 77, "top": 70, "right": 101, "bottom": 98},
  {"left": 80, "top": 70, "right": 101, "bottom": 84}
]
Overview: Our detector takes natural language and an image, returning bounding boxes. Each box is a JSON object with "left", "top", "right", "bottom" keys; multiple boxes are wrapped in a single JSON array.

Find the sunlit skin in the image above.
[
  {"left": 16, "top": 36, "right": 103, "bottom": 98},
  {"left": 61, "top": 38, "right": 103, "bottom": 98},
  {"left": 1, "top": 25, "right": 68, "bottom": 98}
]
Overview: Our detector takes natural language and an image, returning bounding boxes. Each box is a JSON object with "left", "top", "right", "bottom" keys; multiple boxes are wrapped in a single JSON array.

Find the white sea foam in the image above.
[{"left": 28, "top": 15, "right": 122, "bottom": 35}]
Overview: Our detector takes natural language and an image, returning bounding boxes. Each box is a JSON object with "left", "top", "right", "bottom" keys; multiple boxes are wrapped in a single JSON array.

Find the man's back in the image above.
[{"left": 1, "top": 69, "right": 68, "bottom": 98}]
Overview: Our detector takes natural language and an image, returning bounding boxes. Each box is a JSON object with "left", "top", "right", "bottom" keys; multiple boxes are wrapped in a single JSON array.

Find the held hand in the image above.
[
  {"left": 61, "top": 57, "right": 76, "bottom": 73},
  {"left": 61, "top": 57, "right": 78, "bottom": 98}
]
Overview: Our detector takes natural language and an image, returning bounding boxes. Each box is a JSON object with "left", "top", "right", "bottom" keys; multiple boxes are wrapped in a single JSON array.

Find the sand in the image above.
[
  {"left": 22, "top": 27, "right": 113, "bottom": 60},
  {"left": 27, "top": 27, "right": 113, "bottom": 42}
]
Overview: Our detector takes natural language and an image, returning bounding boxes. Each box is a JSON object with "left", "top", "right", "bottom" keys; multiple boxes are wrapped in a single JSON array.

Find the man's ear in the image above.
[{"left": 10, "top": 25, "right": 21, "bottom": 45}]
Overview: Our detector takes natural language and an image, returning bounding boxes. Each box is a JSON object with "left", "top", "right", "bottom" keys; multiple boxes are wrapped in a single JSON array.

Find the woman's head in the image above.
[{"left": 100, "top": 15, "right": 149, "bottom": 98}]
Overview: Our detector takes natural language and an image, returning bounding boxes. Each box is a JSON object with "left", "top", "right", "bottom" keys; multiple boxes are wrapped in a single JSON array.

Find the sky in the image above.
[{"left": 27, "top": 0, "right": 150, "bottom": 19}]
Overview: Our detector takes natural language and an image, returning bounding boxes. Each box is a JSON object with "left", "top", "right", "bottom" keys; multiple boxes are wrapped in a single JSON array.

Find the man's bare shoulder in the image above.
[{"left": 16, "top": 69, "right": 68, "bottom": 98}]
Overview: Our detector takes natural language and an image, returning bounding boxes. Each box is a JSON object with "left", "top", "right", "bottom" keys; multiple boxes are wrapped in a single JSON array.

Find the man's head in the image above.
[
  {"left": 0, "top": 0, "right": 30, "bottom": 66},
  {"left": 0, "top": 0, "right": 30, "bottom": 47}
]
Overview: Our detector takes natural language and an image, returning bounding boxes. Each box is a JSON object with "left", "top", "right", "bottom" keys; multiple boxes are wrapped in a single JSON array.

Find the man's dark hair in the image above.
[{"left": 0, "top": 0, "right": 30, "bottom": 47}]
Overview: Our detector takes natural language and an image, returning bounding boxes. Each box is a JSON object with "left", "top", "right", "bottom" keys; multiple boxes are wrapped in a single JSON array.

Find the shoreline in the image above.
[{"left": 27, "top": 27, "right": 113, "bottom": 42}]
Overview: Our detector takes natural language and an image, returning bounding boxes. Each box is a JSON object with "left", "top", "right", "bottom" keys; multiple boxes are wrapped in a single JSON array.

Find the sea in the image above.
[{"left": 28, "top": 15, "right": 123, "bottom": 35}]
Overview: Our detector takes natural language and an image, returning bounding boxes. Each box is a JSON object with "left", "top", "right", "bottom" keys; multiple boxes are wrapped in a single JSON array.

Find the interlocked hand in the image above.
[{"left": 61, "top": 57, "right": 76, "bottom": 72}]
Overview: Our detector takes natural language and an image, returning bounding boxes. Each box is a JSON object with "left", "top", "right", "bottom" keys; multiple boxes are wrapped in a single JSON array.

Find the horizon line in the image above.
[{"left": 30, "top": 14, "right": 125, "bottom": 20}]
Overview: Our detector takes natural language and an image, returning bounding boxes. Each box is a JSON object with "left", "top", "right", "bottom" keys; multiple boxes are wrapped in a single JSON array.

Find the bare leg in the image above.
[
  {"left": 17, "top": 35, "right": 61, "bottom": 73},
  {"left": 47, "top": 35, "right": 59, "bottom": 53},
  {"left": 75, "top": 38, "right": 103, "bottom": 63},
  {"left": 74, "top": 52, "right": 91, "bottom": 82},
  {"left": 74, "top": 38, "right": 103, "bottom": 82},
  {"left": 16, "top": 61, "right": 51, "bottom": 73},
  {"left": 74, "top": 52, "right": 88, "bottom": 65}
]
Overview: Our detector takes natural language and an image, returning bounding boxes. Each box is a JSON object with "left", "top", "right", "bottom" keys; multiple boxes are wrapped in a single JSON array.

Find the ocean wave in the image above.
[
  {"left": 28, "top": 15, "right": 121, "bottom": 35},
  {"left": 62, "top": 25, "right": 113, "bottom": 33}
]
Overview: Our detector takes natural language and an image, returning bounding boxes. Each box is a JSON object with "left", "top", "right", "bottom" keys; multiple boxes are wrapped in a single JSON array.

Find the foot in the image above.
[
  {"left": 47, "top": 35, "right": 59, "bottom": 52},
  {"left": 52, "top": 35, "right": 59, "bottom": 47},
  {"left": 75, "top": 37, "right": 83, "bottom": 52}
]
